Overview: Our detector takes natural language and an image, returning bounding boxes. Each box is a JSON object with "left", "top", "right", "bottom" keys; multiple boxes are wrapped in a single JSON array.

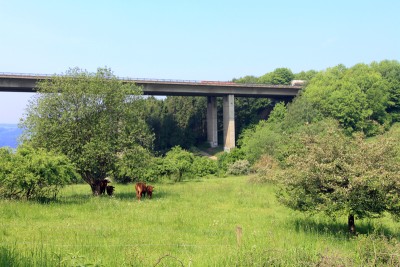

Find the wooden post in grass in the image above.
[{"left": 236, "top": 226, "right": 243, "bottom": 247}]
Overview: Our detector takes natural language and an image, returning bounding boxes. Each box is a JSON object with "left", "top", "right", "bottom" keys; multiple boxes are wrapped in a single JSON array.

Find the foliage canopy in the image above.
[
  {"left": 276, "top": 120, "right": 400, "bottom": 233},
  {"left": 21, "top": 67, "right": 153, "bottom": 194}
]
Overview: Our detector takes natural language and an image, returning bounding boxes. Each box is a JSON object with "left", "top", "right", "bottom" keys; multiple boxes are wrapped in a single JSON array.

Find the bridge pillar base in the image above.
[
  {"left": 207, "top": 96, "right": 218, "bottom": 148},
  {"left": 223, "top": 94, "right": 235, "bottom": 152}
]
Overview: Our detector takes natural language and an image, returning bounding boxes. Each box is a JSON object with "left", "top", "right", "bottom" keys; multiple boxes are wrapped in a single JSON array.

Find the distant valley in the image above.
[{"left": 0, "top": 124, "right": 22, "bottom": 148}]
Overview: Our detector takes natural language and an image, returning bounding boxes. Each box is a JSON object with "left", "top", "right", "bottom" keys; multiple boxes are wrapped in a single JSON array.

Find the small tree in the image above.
[
  {"left": 163, "top": 146, "right": 194, "bottom": 181},
  {"left": 278, "top": 121, "right": 400, "bottom": 234},
  {"left": 258, "top": 68, "right": 294, "bottom": 85},
  {"left": 114, "top": 145, "right": 154, "bottom": 183}
]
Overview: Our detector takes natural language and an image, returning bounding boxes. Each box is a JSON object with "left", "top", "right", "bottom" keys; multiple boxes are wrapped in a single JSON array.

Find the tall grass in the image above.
[{"left": 1, "top": 176, "right": 399, "bottom": 266}]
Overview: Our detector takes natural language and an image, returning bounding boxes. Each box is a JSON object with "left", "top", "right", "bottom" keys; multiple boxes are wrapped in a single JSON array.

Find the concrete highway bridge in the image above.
[{"left": 0, "top": 73, "right": 303, "bottom": 151}]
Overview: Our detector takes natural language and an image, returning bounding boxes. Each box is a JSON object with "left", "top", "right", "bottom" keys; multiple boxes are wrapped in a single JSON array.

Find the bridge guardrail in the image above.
[
  {"left": 0, "top": 72, "right": 302, "bottom": 88},
  {"left": 0, "top": 72, "right": 202, "bottom": 84}
]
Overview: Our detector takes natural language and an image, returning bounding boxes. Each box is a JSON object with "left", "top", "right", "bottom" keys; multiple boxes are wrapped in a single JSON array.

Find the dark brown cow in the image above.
[
  {"left": 106, "top": 185, "right": 115, "bottom": 196},
  {"left": 99, "top": 179, "right": 109, "bottom": 195},
  {"left": 146, "top": 185, "right": 154, "bottom": 199},
  {"left": 135, "top": 182, "right": 147, "bottom": 201}
]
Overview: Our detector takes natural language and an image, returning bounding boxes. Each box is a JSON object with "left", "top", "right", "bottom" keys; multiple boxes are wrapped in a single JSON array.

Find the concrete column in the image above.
[
  {"left": 223, "top": 94, "right": 235, "bottom": 152},
  {"left": 207, "top": 96, "right": 218, "bottom": 147}
]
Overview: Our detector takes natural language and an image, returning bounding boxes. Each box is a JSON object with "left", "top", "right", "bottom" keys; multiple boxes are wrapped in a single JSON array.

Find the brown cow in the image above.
[
  {"left": 146, "top": 185, "right": 154, "bottom": 199},
  {"left": 135, "top": 182, "right": 147, "bottom": 201}
]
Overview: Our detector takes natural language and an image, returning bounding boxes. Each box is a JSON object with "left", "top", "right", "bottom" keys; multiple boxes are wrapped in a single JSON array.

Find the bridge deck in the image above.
[{"left": 0, "top": 73, "right": 302, "bottom": 97}]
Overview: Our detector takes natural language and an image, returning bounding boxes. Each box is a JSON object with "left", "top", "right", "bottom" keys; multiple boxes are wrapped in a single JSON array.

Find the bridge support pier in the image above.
[
  {"left": 207, "top": 96, "right": 218, "bottom": 148},
  {"left": 223, "top": 94, "right": 235, "bottom": 152},
  {"left": 206, "top": 95, "right": 236, "bottom": 151}
]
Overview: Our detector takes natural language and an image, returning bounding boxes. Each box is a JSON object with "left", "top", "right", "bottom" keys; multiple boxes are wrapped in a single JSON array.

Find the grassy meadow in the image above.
[{"left": 1, "top": 176, "right": 400, "bottom": 266}]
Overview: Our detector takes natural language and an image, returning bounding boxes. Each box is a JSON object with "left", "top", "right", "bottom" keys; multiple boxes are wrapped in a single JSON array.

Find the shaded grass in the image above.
[{"left": 0, "top": 176, "right": 399, "bottom": 266}]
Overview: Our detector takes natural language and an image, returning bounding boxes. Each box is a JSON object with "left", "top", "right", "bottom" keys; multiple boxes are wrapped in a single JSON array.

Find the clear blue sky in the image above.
[{"left": 0, "top": 0, "right": 399, "bottom": 123}]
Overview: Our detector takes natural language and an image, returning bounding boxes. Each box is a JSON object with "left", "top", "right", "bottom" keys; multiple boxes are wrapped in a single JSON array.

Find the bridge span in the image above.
[{"left": 0, "top": 73, "right": 303, "bottom": 151}]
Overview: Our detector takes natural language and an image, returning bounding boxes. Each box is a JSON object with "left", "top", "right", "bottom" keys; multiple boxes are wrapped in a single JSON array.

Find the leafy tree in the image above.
[
  {"left": 294, "top": 70, "right": 318, "bottom": 81},
  {"left": 234, "top": 97, "right": 274, "bottom": 139},
  {"left": 238, "top": 121, "right": 282, "bottom": 164},
  {"left": 303, "top": 63, "right": 391, "bottom": 135},
  {"left": 259, "top": 68, "right": 294, "bottom": 85},
  {"left": 163, "top": 146, "right": 194, "bottom": 181},
  {"left": 281, "top": 95, "right": 323, "bottom": 130},
  {"left": 371, "top": 60, "right": 400, "bottom": 122},
  {"left": 277, "top": 121, "right": 400, "bottom": 234},
  {"left": 114, "top": 145, "right": 154, "bottom": 183},
  {"left": 267, "top": 102, "right": 286, "bottom": 123},
  {"left": 21, "top": 67, "right": 153, "bottom": 194},
  {"left": 232, "top": 75, "right": 259, "bottom": 84},
  {"left": 0, "top": 145, "right": 79, "bottom": 201},
  {"left": 237, "top": 99, "right": 302, "bottom": 165}
]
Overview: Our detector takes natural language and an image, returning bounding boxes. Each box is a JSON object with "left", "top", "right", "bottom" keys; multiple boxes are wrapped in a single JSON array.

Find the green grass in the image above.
[{"left": 1, "top": 176, "right": 400, "bottom": 266}]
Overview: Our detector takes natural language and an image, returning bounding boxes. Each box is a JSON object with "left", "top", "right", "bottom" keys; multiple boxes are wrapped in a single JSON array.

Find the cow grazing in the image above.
[
  {"left": 146, "top": 185, "right": 154, "bottom": 199},
  {"left": 99, "top": 180, "right": 108, "bottom": 195},
  {"left": 135, "top": 182, "right": 147, "bottom": 201},
  {"left": 106, "top": 185, "right": 115, "bottom": 196}
]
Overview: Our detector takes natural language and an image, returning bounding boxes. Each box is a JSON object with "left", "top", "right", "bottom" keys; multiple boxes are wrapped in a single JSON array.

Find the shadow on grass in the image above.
[
  {"left": 56, "top": 188, "right": 171, "bottom": 204},
  {"left": 114, "top": 189, "right": 171, "bottom": 201},
  {"left": 56, "top": 193, "right": 93, "bottom": 205},
  {"left": 292, "top": 216, "right": 400, "bottom": 239}
]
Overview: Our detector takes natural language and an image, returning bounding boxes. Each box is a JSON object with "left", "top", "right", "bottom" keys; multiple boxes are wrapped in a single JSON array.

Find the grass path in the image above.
[{"left": 1, "top": 176, "right": 399, "bottom": 266}]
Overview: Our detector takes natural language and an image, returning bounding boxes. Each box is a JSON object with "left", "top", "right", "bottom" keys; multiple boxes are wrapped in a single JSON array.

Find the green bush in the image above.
[
  {"left": 141, "top": 157, "right": 178, "bottom": 182},
  {"left": 114, "top": 145, "right": 154, "bottom": 183},
  {"left": 226, "top": 160, "right": 250, "bottom": 176},
  {"left": 0, "top": 145, "right": 79, "bottom": 201},
  {"left": 238, "top": 121, "right": 284, "bottom": 164},
  {"left": 113, "top": 146, "right": 219, "bottom": 183},
  {"left": 217, "top": 148, "right": 246, "bottom": 171},
  {"left": 190, "top": 156, "right": 218, "bottom": 177},
  {"left": 251, "top": 155, "right": 281, "bottom": 183},
  {"left": 163, "top": 146, "right": 194, "bottom": 181}
]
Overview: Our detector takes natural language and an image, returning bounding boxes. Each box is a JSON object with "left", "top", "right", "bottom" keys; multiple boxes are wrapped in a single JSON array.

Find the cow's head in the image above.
[{"left": 146, "top": 186, "right": 154, "bottom": 193}]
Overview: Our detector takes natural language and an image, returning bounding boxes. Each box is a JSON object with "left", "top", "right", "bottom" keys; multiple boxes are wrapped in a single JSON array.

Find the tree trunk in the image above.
[
  {"left": 82, "top": 173, "right": 100, "bottom": 196},
  {"left": 90, "top": 183, "right": 101, "bottom": 196},
  {"left": 348, "top": 214, "right": 356, "bottom": 235}
]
